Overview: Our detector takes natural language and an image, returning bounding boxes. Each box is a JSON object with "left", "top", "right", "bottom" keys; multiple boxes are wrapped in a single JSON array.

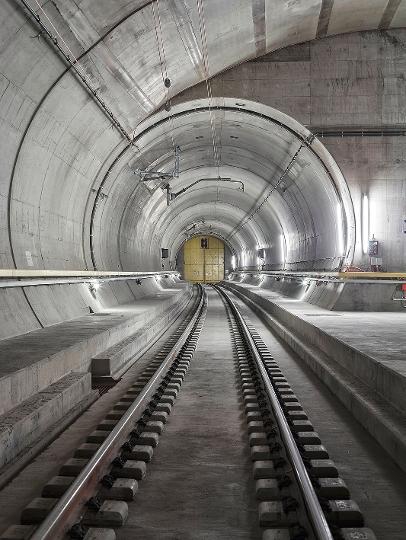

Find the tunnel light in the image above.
[
  {"left": 89, "top": 280, "right": 100, "bottom": 294},
  {"left": 362, "top": 194, "right": 369, "bottom": 255},
  {"left": 280, "top": 234, "right": 285, "bottom": 264},
  {"left": 231, "top": 255, "right": 236, "bottom": 270},
  {"left": 300, "top": 278, "right": 312, "bottom": 301},
  {"left": 336, "top": 203, "right": 344, "bottom": 255}
]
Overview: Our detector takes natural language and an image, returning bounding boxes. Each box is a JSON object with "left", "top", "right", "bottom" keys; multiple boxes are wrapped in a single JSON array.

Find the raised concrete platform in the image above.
[
  {"left": 0, "top": 373, "right": 94, "bottom": 469},
  {"left": 0, "top": 281, "right": 191, "bottom": 466},
  {"left": 91, "top": 286, "right": 193, "bottom": 380},
  {"left": 224, "top": 279, "right": 406, "bottom": 471},
  {"left": 0, "top": 283, "right": 191, "bottom": 415},
  {"left": 230, "top": 272, "right": 406, "bottom": 311}
]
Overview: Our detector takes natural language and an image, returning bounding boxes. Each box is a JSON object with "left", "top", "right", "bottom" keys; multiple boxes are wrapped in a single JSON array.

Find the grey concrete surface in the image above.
[
  {"left": 226, "top": 280, "right": 406, "bottom": 412},
  {"left": 228, "top": 288, "right": 406, "bottom": 540},
  {"left": 175, "top": 29, "right": 406, "bottom": 272},
  {"left": 225, "top": 280, "right": 406, "bottom": 471},
  {"left": 230, "top": 272, "right": 406, "bottom": 311},
  {"left": 0, "top": 372, "right": 92, "bottom": 469},
  {"left": 0, "top": 284, "right": 191, "bottom": 416},
  {"left": 91, "top": 285, "right": 193, "bottom": 380},
  {"left": 0, "top": 288, "right": 198, "bottom": 536},
  {"left": 117, "top": 287, "right": 260, "bottom": 539}
]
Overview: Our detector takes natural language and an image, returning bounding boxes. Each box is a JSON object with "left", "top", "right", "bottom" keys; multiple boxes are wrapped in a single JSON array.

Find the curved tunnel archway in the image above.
[{"left": 90, "top": 98, "right": 355, "bottom": 274}]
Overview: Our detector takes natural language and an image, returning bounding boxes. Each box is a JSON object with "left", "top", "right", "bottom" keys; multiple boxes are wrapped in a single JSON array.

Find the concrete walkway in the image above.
[{"left": 226, "top": 281, "right": 406, "bottom": 415}]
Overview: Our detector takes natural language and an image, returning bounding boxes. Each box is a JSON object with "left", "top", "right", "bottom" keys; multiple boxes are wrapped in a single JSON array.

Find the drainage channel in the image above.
[
  {"left": 214, "top": 284, "right": 376, "bottom": 540},
  {"left": 0, "top": 286, "right": 207, "bottom": 540}
]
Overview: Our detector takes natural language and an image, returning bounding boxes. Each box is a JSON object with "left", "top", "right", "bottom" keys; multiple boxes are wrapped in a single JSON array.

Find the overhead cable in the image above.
[{"left": 18, "top": 0, "right": 135, "bottom": 144}]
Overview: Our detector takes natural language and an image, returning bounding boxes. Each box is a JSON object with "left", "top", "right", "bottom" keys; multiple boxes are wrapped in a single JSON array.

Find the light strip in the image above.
[
  {"left": 280, "top": 233, "right": 285, "bottom": 265},
  {"left": 336, "top": 203, "right": 344, "bottom": 255},
  {"left": 362, "top": 194, "right": 369, "bottom": 255}
]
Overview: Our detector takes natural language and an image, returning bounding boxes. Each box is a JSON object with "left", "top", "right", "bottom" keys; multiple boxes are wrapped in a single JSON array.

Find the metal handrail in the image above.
[
  {"left": 231, "top": 269, "right": 406, "bottom": 284},
  {"left": 0, "top": 270, "right": 180, "bottom": 289},
  {"left": 31, "top": 286, "right": 206, "bottom": 539},
  {"left": 217, "top": 285, "right": 334, "bottom": 540}
]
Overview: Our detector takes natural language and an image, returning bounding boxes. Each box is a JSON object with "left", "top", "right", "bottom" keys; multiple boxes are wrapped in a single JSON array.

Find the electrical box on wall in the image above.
[
  {"left": 368, "top": 239, "right": 378, "bottom": 256},
  {"left": 257, "top": 248, "right": 266, "bottom": 259},
  {"left": 161, "top": 248, "right": 169, "bottom": 258}
]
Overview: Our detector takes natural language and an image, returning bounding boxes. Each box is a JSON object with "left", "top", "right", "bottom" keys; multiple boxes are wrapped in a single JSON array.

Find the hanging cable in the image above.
[
  {"left": 17, "top": 0, "right": 135, "bottom": 144},
  {"left": 196, "top": 0, "right": 221, "bottom": 174},
  {"left": 152, "top": 0, "right": 176, "bottom": 153}
]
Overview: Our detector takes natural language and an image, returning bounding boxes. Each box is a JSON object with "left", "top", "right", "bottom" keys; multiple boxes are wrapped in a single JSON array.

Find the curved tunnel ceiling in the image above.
[
  {"left": 3, "top": 0, "right": 402, "bottom": 272},
  {"left": 104, "top": 98, "right": 355, "bottom": 272}
]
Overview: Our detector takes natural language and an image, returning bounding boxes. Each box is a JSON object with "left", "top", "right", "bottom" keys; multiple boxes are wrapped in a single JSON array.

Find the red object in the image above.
[{"left": 401, "top": 284, "right": 406, "bottom": 292}]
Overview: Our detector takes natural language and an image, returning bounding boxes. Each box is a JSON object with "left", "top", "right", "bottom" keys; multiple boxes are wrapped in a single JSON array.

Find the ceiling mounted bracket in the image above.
[
  {"left": 136, "top": 145, "right": 181, "bottom": 181},
  {"left": 165, "top": 177, "right": 245, "bottom": 206}
]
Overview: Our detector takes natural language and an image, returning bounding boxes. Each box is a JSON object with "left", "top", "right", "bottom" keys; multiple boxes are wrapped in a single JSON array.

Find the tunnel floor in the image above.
[
  {"left": 117, "top": 288, "right": 260, "bottom": 539},
  {"left": 0, "top": 286, "right": 405, "bottom": 539}
]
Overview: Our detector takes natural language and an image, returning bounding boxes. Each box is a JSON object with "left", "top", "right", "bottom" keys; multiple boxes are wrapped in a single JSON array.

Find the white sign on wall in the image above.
[{"left": 25, "top": 250, "right": 34, "bottom": 266}]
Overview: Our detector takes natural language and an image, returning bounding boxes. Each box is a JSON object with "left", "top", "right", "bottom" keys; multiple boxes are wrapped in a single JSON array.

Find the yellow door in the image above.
[{"left": 183, "top": 235, "right": 224, "bottom": 283}]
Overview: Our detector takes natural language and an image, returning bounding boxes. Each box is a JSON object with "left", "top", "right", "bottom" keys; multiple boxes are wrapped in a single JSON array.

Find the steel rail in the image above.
[
  {"left": 215, "top": 285, "right": 334, "bottom": 540},
  {"left": 31, "top": 285, "right": 206, "bottom": 540},
  {"left": 0, "top": 271, "right": 179, "bottom": 289}
]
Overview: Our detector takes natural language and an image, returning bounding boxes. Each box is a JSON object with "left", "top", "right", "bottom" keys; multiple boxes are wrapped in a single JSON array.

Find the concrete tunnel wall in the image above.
[
  {"left": 1, "top": 1, "right": 406, "bottom": 340},
  {"left": 175, "top": 29, "right": 406, "bottom": 272},
  {"left": 115, "top": 98, "right": 354, "bottom": 275}
]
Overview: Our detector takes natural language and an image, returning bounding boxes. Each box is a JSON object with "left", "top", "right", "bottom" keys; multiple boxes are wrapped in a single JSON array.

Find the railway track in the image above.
[
  {"left": 214, "top": 285, "right": 375, "bottom": 540},
  {"left": 0, "top": 284, "right": 376, "bottom": 540}
]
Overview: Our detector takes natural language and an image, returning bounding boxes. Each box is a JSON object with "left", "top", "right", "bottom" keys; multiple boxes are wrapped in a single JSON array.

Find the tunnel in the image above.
[
  {"left": 120, "top": 98, "right": 355, "bottom": 276},
  {"left": 0, "top": 1, "right": 406, "bottom": 539}
]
